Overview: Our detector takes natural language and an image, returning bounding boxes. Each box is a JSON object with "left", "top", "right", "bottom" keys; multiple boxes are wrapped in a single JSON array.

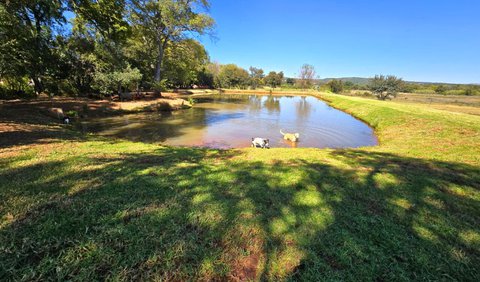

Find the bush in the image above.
[
  {"left": 0, "top": 81, "right": 35, "bottom": 100},
  {"left": 445, "top": 89, "right": 465, "bottom": 95},
  {"left": 327, "top": 79, "right": 344, "bottom": 93},
  {"left": 217, "top": 64, "right": 250, "bottom": 89},
  {"left": 369, "top": 75, "right": 404, "bottom": 100},
  {"left": 435, "top": 85, "right": 447, "bottom": 94},
  {"left": 94, "top": 65, "right": 143, "bottom": 97},
  {"left": 152, "top": 80, "right": 168, "bottom": 93},
  {"left": 464, "top": 88, "right": 477, "bottom": 96}
]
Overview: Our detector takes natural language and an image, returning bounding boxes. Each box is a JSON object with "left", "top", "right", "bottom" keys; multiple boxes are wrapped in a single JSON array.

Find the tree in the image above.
[
  {"left": 328, "top": 79, "right": 344, "bottom": 93},
  {"left": 206, "top": 62, "right": 222, "bottom": 88},
  {"left": 1, "top": 0, "right": 66, "bottom": 95},
  {"left": 94, "top": 64, "right": 142, "bottom": 97},
  {"left": 70, "top": 0, "right": 133, "bottom": 96},
  {"left": 196, "top": 67, "right": 214, "bottom": 88},
  {"left": 344, "top": 81, "right": 354, "bottom": 90},
  {"left": 217, "top": 64, "right": 249, "bottom": 89},
  {"left": 464, "top": 87, "right": 476, "bottom": 96},
  {"left": 264, "top": 71, "right": 283, "bottom": 88},
  {"left": 369, "top": 75, "right": 404, "bottom": 100},
  {"left": 277, "top": 71, "right": 284, "bottom": 86},
  {"left": 54, "top": 32, "right": 97, "bottom": 97},
  {"left": 435, "top": 85, "right": 447, "bottom": 94},
  {"left": 248, "top": 67, "right": 264, "bottom": 89},
  {"left": 128, "top": 0, "right": 214, "bottom": 85},
  {"left": 1, "top": 0, "right": 216, "bottom": 97},
  {"left": 286, "top": 77, "right": 296, "bottom": 86},
  {"left": 297, "top": 64, "right": 316, "bottom": 89},
  {"left": 162, "top": 39, "right": 209, "bottom": 88}
]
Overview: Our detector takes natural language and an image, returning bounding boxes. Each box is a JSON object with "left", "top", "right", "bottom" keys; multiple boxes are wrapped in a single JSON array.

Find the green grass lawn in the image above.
[{"left": 1, "top": 93, "right": 479, "bottom": 280}]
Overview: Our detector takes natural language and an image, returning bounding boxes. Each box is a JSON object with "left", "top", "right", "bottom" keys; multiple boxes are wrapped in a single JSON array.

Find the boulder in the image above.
[{"left": 46, "top": 108, "right": 65, "bottom": 119}]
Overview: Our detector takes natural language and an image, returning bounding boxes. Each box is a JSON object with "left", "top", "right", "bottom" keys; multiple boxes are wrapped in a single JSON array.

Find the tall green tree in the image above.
[
  {"left": 0, "top": 0, "right": 66, "bottom": 95},
  {"left": 129, "top": 0, "right": 214, "bottom": 86},
  {"left": 70, "top": 0, "right": 147, "bottom": 97},
  {"left": 69, "top": 0, "right": 130, "bottom": 70},
  {"left": 162, "top": 39, "right": 209, "bottom": 88},
  {"left": 264, "top": 71, "right": 283, "bottom": 88},
  {"left": 205, "top": 62, "right": 221, "bottom": 88},
  {"left": 217, "top": 64, "right": 249, "bottom": 89},
  {"left": 248, "top": 66, "right": 264, "bottom": 89},
  {"left": 58, "top": 34, "right": 96, "bottom": 96}
]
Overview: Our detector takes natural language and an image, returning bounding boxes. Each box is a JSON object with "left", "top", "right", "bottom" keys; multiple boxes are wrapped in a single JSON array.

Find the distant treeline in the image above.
[
  {"left": 200, "top": 65, "right": 480, "bottom": 96},
  {"left": 319, "top": 78, "right": 480, "bottom": 96}
]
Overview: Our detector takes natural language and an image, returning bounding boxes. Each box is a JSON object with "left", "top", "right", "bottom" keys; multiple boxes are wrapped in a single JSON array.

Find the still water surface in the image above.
[{"left": 80, "top": 95, "right": 377, "bottom": 149}]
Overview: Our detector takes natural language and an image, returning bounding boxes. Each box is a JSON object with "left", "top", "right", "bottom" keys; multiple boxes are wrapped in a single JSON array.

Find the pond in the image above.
[{"left": 79, "top": 94, "right": 378, "bottom": 149}]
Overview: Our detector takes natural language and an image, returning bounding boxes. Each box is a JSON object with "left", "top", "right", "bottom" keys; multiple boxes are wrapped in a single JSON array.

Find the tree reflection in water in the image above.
[
  {"left": 296, "top": 96, "right": 313, "bottom": 121},
  {"left": 263, "top": 95, "right": 281, "bottom": 114}
]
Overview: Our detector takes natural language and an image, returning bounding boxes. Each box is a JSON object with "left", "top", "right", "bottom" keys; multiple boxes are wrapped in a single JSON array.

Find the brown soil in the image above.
[{"left": 231, "top": 254, "right": 260, "bottom": 281}]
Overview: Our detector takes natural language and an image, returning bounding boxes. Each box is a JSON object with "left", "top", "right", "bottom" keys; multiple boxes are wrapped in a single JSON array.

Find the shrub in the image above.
[
  {"left": 464, "top": 88, "right": 477, "bottom": 96},
  {"left": 369, "top": 75, "right": 404, "bottom": 100},
  {"left": 327, "top": 79, "right": 344, "bottom": 93},
  {"left": 435, "top": 85, "right": 447, "bottom": 94}
]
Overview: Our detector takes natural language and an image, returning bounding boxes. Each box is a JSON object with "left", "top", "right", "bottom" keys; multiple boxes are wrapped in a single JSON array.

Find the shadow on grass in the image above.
[
  {"left": 0, "top": 147, "right": 479, "bottom": 280},
  {"left": 0, "top": 103, "right": 84, "bottom": 149}
]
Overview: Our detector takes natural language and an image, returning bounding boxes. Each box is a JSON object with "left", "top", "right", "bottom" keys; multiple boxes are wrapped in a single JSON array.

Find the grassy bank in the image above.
[{"left": 1, "top": 93, "right": 479, "bottom": 280}]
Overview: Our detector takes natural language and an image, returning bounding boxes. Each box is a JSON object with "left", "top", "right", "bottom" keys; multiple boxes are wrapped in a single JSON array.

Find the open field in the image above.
[
  {"left": 1, "top": 93, "right": 479, "bottom": 280},
  {"left": 221, "top": 89, "right": 480, "bottom": 116},
  {"left": 394, "top": 93, "right": 480, "bottom": 115}
]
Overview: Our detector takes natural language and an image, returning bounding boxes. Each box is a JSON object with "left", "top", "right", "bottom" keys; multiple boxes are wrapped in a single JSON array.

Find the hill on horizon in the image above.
[{"left": 313, "top": 77, "right": 477, "bottom": 86}]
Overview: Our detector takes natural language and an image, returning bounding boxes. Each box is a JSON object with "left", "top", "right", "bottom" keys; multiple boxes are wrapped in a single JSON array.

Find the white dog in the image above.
[
  {"left": 251, "top": 138, "right": 270, "bottom": 149},
  {"left": 280, "top": 129, "right": 300, "bottom": 142}
]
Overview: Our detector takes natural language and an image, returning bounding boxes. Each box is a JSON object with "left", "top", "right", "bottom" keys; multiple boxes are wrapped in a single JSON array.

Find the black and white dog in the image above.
[{"left": 251, "top": 138, "right": 270, "bottom": 149}]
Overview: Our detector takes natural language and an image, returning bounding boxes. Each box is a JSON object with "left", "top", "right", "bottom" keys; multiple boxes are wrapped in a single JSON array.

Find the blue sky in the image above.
[{"left": 200, "top": 0, "right": 480, "bottom": 83}]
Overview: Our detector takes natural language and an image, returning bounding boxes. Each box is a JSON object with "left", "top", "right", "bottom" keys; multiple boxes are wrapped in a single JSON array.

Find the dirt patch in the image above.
[
  {"left": 224, "top": 227, "right": 264, "bottom": 281},
  {"left": 231, "top": 254, "right": 260, "bottom": 281}
]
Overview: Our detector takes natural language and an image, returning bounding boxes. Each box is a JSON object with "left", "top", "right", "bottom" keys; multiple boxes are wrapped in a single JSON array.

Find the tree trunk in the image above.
[
  {"left": 32, "top": 77, "right": 43, "bottom": 96},
  {"left": 153, "top": 44, "right": 164, "bottom": 98},
  {"left": 154, "top": 50, "right": 162, "bottom": 83},
  {"left": 118, "top": 83, "right": 122, "bottom": 101}
]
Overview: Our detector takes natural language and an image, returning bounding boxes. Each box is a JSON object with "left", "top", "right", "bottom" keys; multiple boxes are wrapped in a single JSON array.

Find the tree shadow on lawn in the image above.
[
  {"left": 0, "top": 147, "right": 479, "bottom": 281},
  {"left": 0, "top": 104, "right": 84, "bottom": 149}
]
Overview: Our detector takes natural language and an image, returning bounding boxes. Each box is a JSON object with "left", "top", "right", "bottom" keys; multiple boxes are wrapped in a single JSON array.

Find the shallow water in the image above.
[{"left": 79, "top": 94, "right": 378, "bottom": 149}]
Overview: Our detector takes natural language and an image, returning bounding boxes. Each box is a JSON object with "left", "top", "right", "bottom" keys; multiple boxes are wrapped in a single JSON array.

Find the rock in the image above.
[{"left": 47, "top": 108, "right": 65, "bottom": 119}]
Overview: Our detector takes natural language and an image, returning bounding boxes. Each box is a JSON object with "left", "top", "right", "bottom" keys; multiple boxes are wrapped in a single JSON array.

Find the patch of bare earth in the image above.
[{"left": 223, "top": 227, "right": 264, "bottom": 281}]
